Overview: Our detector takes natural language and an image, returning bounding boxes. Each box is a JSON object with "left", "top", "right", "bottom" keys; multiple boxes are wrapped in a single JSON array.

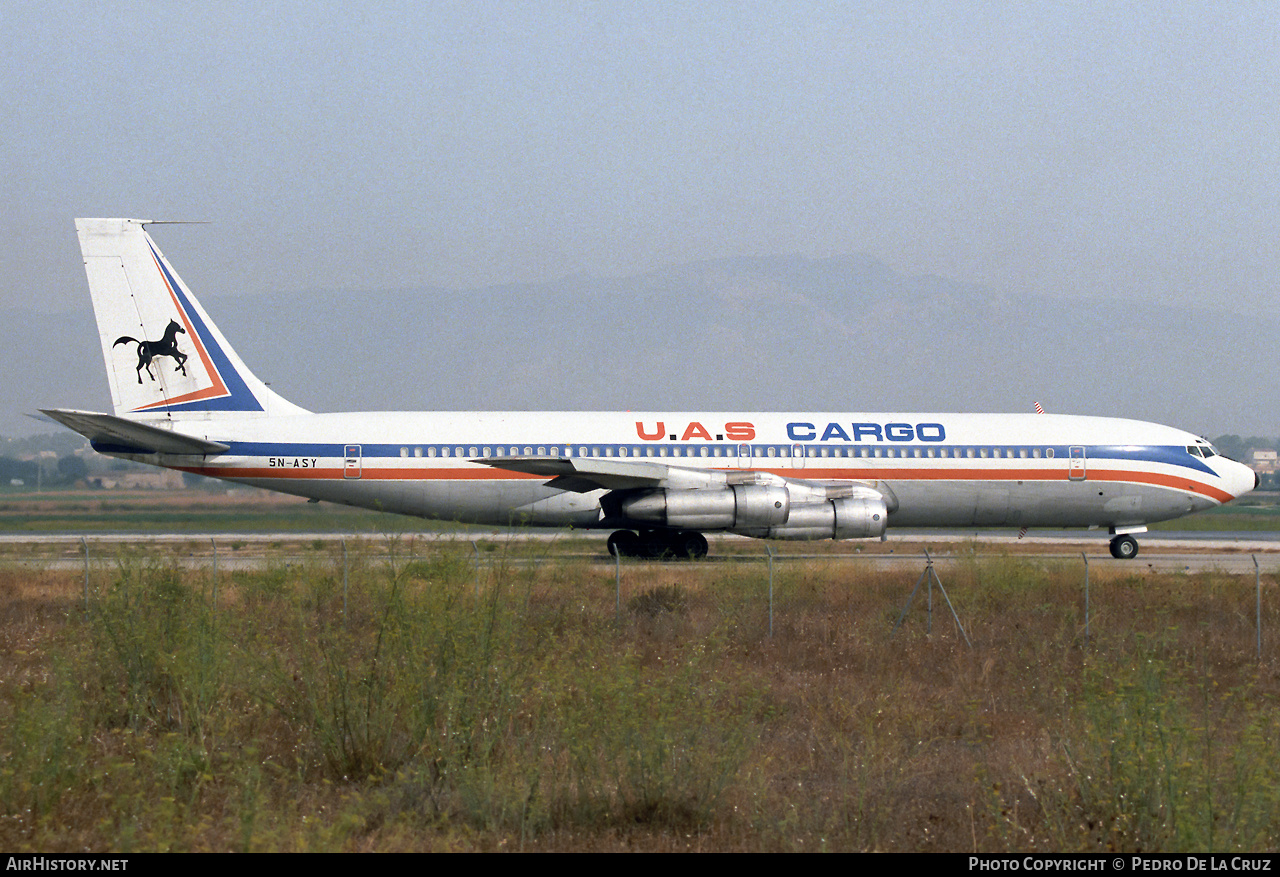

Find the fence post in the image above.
[
  {"left": 1081, "top": 552, "right": 1090, "bottom": 646},
  {"left": 471, "top": 540, "right": 481, "bottom": 598},
  {"left": 342, "top": 538, "right": 349, "bottom": 626},
  {"left": 614, "top": 544, "right": 622, "bottom": 620},
  {"left": 80, "top": 532, "right": 89, "bottom": 614},
  {"left": 765, "top": 545, "right": 775, "bottom": 638},
  {"left": 210, "top": 537, "right": 218, "bottom": 616},
  {"left": 1255, "top": 554, "right": 1261, "bottom": 661},
  {"left": 891, "top": 550, "right": 971, "bottom": 646}
]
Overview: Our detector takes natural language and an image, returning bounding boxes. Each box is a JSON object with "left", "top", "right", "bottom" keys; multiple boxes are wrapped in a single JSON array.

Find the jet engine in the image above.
[
  {"left": 737, "top": 494, "right": 888, "bottom": 540},
  {"left": 620, "top": 484, "right": 790, "bottom": 530}
]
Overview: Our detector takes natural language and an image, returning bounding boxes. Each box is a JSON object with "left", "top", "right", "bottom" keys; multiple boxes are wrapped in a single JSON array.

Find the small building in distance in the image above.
[
  {"left": 1248, "top": 448, "right": 1277, "bottom": 473},
  {"left": 89, "top": 470, "right": 186, "bottom": 490}
]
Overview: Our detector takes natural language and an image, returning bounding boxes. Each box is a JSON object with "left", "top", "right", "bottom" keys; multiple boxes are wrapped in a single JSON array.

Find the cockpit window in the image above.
[
  {"left": 1187, "top": 446, "right": 1203, "bottom": 457},
  {"left": 1202, "top": 445, "right": 1217, "bottom": 458}
]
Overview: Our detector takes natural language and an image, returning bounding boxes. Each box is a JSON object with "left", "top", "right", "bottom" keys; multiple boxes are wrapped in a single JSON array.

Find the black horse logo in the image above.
[{"left": 113, "top": 320, "right": 189, "bottom": 384}]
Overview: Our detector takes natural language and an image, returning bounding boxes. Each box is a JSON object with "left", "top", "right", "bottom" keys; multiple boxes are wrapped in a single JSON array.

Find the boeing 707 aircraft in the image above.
[{"left": 42, "top": 219, "right": 1258, "bottom": 559}]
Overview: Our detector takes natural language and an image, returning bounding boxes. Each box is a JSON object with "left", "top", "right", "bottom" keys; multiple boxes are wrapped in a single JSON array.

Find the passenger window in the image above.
[{"left": 399, "top": 447, "right": 408, "bottom": 458}]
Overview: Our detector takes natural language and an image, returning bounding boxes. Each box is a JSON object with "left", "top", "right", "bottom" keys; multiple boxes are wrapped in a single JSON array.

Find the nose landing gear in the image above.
[{"left": 1109, "top": 534, "right": 1139, "bottom": 559}]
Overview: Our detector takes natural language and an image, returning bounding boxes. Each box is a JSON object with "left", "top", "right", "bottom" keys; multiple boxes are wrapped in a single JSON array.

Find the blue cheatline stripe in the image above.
[{"left": 192, "top": 441, "right": 1216, "bottom": 475}]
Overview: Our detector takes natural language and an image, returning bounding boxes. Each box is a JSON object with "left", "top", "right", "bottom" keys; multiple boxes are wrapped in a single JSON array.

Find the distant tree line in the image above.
[
  {"left": 0, "top": 454, "right": 89, "bottom": 487},
  {"left": 1211, "top": 435, "right": 1278, "bottom": 460}
]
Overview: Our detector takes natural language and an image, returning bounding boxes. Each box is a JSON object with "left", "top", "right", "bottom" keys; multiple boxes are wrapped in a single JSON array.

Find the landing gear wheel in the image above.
[
  {"left": 641, "top": 530, "right": 671, "bottom": 558},
  {"left": 670, "top": 531, "right": 708, "bottom": 560},
  {"left": 645, "top": 530, "right": 707, "bottom": 560},
  {"left": 607, "top": 530, "right": 641, "bottom": 558},
  {"left": 1109, "top": 534, "right": 1139, "bottom": 560}
]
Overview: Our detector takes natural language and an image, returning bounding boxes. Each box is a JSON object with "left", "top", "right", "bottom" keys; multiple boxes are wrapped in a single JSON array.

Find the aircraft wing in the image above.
[
  {"left": 39, "top": 409, "right": 230, "bottom": 455},
  {"left": 477, "top": 455, "right": 725, "bottom": 492},
  {"left": 479, "top": 454, "right": 901, "bottom": 511}
]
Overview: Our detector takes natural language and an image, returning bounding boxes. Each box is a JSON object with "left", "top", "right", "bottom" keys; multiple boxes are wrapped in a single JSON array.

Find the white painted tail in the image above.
[{"left": 75, "top": 218, "right": 306, "bottom": 421}]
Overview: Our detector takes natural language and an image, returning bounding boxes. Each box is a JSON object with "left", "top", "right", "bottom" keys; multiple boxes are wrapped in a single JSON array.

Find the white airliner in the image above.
[{"left": 42, "top": 218, "right": 1257, "bottom": 559}]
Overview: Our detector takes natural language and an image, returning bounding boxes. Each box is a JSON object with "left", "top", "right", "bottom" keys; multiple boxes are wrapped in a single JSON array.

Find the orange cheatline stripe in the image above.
[{"left": 175, "top": 463, "right": 1236, "bottom": 503}]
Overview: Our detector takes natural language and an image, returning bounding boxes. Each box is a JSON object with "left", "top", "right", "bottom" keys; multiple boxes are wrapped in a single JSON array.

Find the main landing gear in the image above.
[
  {"left": 1109, "top": 534, "right": 1140, "bottom": 560},
  {"left": 607, "top": 529, "right": 709, "bottom": 560}
]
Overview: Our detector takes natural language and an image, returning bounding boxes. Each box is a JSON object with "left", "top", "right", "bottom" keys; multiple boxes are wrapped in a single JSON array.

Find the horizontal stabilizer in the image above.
[{"left": 39, "top": 409, "right": 229, "bottom": 455}]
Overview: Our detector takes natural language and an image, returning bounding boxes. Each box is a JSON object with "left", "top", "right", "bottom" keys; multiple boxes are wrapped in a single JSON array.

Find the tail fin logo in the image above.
[{"left": 112, "top": 320, "right": 189, "bottom": 384}]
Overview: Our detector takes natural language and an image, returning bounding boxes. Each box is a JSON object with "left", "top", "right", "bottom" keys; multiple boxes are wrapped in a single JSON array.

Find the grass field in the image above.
[
  {"left": 0, "top": 487, "right": 397, "bottom": 533},
  {"left": 2, "top": 539, "right": 1280, "bottom": 852}
]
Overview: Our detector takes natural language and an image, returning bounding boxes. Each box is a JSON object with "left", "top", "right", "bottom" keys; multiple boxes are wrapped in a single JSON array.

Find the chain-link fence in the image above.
[{"left": 3, "top": 534, "right": 1278, "bottom": 658}]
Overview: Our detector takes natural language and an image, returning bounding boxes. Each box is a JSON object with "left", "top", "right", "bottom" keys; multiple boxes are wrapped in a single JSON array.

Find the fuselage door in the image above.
[
  {"left": 344, "top": 444, "right": 362, "bottom": 479},
  {"left": 1068, "top": 446, "right": 1086, "bottom": 481},
  {"left": 737, "top": 443, "right": 751, "bottom": 469}
]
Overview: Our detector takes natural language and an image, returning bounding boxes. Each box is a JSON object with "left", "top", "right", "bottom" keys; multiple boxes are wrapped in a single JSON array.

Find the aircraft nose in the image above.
[
  {"left": 1234, "top": 460, "right": 1259, "bottom": 498},
  {"left": 1216, "top": 458, "right": 1258, "bottom": 500}
]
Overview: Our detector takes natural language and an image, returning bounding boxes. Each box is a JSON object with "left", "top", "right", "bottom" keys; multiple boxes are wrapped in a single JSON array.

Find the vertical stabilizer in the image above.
[{"left": 75, "top": 218, "right": 306, "bottom": 421}]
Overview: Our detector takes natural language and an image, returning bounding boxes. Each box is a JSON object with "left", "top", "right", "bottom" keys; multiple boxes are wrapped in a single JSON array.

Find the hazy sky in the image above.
[{"left": 5, "top": 2, "right": 1278, "bottom": 317}]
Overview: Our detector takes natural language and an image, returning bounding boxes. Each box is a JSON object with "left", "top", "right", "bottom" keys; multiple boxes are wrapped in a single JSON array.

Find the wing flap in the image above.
[
  {"left": 40, "top": 408, "right": 229, "bottom": 455},
  {"left": 477, "top": 455, "right": 721, "bottom": 492}
]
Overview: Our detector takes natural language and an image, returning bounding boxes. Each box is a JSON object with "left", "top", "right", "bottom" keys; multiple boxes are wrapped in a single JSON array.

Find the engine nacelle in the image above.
[
  {"left": 737, "top": 494, "right": 888, "bottom": 541},
  {"left": 620, "top": 484, "right": 790, "bottom": 530}
]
